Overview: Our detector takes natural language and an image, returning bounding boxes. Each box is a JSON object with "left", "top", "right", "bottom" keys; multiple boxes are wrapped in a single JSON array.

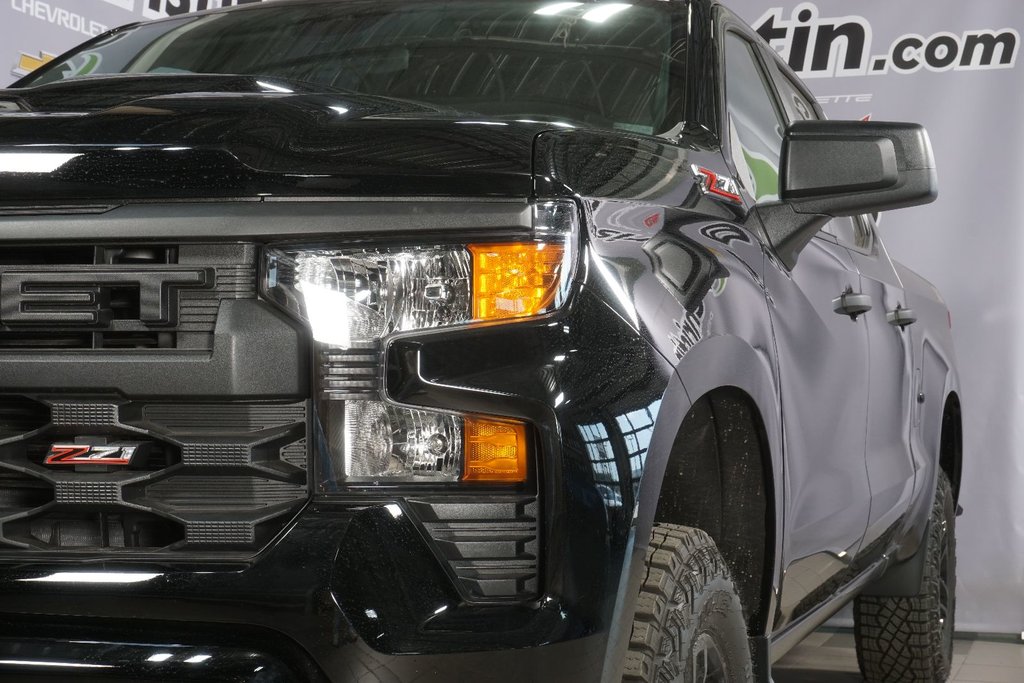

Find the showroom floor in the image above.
[{"left": 773, "top": 630, "right": 1024, "bottom": 682}]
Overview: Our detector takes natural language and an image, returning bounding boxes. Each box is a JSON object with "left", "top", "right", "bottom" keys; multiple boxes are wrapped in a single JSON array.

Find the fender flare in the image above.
[
  {"left": 639, "top": 334, "right": 784, "bottom": 575},
  {"left": 601, "top": 334, "right": 784, "bottom": 681}
]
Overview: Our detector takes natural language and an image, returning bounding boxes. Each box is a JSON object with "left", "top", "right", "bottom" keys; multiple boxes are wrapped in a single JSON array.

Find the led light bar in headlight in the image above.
[
  {"left": 262, "top": 201, "right": 578, "bottom": 487},
  {"left": 266, "top": 246, "right": 473, "bottom": 348}
]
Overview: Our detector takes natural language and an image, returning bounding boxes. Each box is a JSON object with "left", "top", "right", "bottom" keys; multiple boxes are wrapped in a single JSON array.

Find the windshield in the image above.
[{"left": 17, "top": 0, "right": 685, "bottom": 135}]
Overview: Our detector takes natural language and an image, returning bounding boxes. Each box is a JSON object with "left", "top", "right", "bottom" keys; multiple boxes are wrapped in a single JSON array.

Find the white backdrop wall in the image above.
[{"left": 0, "top": 0, "right": 1021, "bottom": 634}]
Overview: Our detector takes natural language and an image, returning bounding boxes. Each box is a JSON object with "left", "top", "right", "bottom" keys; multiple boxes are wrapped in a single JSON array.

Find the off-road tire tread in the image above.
[
  {"left": 622, "top": 523, "right": 749, "bottom": 682},
  {"left": 854, "top": 473, "right": 956, "bottom": 683}
]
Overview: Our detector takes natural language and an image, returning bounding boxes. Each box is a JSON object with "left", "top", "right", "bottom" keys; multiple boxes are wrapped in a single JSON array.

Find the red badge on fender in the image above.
[{"left": 44, "top": 444, "right": 139, "bottom": 466}]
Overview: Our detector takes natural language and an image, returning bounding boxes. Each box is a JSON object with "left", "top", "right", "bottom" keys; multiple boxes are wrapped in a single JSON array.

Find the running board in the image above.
[{"left": 768, "top": 558, "right": 888, "bottom": 666}]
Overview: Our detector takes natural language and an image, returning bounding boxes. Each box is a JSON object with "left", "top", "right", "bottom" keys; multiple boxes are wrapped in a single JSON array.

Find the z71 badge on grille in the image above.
[{"left": 44, "top": 443, "right": 140, "bottom": 466}]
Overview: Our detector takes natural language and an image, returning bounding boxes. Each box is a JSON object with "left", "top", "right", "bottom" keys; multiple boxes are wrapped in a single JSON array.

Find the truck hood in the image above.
[{"left": 0, "top": 75, "right": 547, "bottom": 205}]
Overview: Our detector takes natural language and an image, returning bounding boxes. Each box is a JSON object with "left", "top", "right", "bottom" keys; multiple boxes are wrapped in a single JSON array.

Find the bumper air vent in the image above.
[{"left": 407, "top": 497, "right": 540, "bottom": 602}]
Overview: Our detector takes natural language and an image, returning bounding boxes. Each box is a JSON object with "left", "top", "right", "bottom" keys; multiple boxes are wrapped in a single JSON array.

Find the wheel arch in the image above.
[
  {"left": 939, "top": 391, "right": 962, "bottom": 503},
  {"left": 634, "top": 335, "right": 783, "bottom": 637}
]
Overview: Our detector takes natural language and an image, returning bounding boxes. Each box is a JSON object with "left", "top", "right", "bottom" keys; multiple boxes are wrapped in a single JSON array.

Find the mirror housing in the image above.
[{"left": 755, "top": 120, "right": 938, "bottom": 268}]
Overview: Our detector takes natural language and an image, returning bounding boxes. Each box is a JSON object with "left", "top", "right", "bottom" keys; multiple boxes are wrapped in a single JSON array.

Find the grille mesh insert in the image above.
[{"left": 0, "top": 396, "right": 309, "bottom": 556}]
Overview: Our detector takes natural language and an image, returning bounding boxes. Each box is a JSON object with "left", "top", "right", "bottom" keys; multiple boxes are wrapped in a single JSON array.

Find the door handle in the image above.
[
  {"left": 833, "top": 290, "right": 872, "bottom": 320},
  {"left": 887, "top": 305, "right": 918, "bottom": 328}
]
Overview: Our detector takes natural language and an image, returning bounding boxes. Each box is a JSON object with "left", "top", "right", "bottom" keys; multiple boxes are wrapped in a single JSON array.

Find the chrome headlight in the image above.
[{"left": 262, "top": 201, "right": 578, "bottom": 488}]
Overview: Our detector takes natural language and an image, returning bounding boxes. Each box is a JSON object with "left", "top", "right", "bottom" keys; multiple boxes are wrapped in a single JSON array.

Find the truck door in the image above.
[
  {"left": 720, "top": 27, "right": 872, "bottom": 628},
  {"left": 848, "top": 216, "right": 918, "bottom": 553},
  {"left": 765, "top": 53, "right": 919, "bottom": 564}
]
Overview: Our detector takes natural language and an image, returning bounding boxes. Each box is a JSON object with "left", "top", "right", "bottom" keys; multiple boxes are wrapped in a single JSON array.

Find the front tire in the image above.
[
  {"left": 854, "top": 472, "right": 956, "bottom": 682},
  {"left": 623, "top": 524, "right": 753, "bottom": 683}
]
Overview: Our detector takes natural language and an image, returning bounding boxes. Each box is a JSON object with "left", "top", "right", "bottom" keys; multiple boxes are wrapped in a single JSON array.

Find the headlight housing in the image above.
[{"left": 262, "top": 201, "right": 578, "bottom": 488}]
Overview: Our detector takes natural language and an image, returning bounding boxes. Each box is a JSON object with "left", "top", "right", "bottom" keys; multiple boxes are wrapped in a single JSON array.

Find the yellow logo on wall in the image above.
[{"left": 13, "top": 51, "right": 57, "bottom": 77}]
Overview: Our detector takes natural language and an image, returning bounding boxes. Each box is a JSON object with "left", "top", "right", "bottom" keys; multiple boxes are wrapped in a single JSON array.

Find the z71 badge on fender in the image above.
[{"left": 44, "top": 443, "right": 139, "bottom": 466}]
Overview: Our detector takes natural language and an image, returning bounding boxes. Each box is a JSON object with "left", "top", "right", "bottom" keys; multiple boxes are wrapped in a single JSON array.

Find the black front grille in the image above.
[
  {"left": 9, "top": 509, "right": 184, "bottom": 550},
  {"left": 0, "top": 395, "right": 309, "bottom": 556},
  {"left": 0, "top": 244, "right": 257, "bottom": 351},
  {"left": 0, "top": 470, "right": 53, "bottom": 513},
  {"left": 0, "top": 397, "right": 49, "bottom": 437},
  {"left": 0, "top": 241, "right": 310, "bottom": 557}
]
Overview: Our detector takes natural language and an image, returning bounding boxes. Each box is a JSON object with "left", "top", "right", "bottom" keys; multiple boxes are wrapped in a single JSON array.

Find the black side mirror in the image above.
[{"left": 755, "top": 120, "right": 938, "bottom": 268}]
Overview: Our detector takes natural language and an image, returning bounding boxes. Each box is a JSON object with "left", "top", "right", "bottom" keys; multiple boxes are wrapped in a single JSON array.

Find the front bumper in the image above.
[
  {"left": 0, "top": 269, "right": 673, "bottom": 682},
  {"left": 0, "top": 505, "right": 607, "bottom": 682}
]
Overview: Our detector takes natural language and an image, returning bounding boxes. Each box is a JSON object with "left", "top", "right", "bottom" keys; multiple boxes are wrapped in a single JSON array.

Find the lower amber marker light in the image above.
[{"left": 462, "top": 417, "right": 529, "bottom": 483}]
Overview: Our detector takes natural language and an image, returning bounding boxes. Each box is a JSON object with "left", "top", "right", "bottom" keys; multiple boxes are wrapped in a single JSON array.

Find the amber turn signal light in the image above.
[
  {"left": 469, "top": 242, "right": 565, "bottom": 321},
  {"left": 462, "top": 417, "right": 529, "bottom": 483}
]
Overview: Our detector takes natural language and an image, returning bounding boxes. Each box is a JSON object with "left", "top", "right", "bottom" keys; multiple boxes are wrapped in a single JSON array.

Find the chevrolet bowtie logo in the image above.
[{"left": 15, "top": 51, "right": 56, "bottom": 76}]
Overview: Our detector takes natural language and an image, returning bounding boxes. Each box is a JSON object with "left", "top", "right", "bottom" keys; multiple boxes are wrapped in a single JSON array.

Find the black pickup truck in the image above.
[{"left": 0, "top": 1, "right": 961, "bottom": 681}]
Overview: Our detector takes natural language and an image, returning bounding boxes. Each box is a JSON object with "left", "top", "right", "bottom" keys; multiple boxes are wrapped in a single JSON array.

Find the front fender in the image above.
[{"left": 599, "top": 333, "right": 785, "bottom": 681}]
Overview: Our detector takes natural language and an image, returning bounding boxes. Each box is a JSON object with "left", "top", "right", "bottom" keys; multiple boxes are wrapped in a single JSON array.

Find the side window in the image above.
[
  {"left": 853, "top": 214, "right": 877, "bottom": 252},
  {"left": 821, "top": 216, "right": 859, "bottom": 245},
  {"left": 821, "top": 216, "right": 875, "bottom": 252},
  {"left": 775, "top": 71, "right": 817, "bottom": 123},
  {"left": 724, "top": 33, "right": 784, "bottom": 203}
]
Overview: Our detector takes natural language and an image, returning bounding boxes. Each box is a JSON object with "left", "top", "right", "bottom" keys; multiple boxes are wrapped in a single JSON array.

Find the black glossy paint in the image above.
[
  {"left": 0, "top": 0, "right": 959, "bottom": 681},
  {"left": 0, "top": 76, "right": 543, "bottom": 201}
]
